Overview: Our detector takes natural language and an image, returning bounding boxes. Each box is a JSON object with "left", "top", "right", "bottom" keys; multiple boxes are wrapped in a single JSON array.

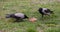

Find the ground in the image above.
[{"left": 0, "top": 0, "right": 60, "bottom": 32}]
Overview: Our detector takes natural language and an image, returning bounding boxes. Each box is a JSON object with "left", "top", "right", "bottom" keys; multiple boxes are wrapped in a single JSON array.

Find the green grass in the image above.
[
  {"left": 44, "top": 27, "right": 60, "bottom": 32},
  {"left": 0, "top": 0, "right": 60, "bottom": 32}
]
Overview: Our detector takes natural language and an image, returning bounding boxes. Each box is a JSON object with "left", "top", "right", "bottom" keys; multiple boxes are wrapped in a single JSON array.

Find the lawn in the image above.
[{"left": 0, "top": 0, "right": 60, "bottom": 32}]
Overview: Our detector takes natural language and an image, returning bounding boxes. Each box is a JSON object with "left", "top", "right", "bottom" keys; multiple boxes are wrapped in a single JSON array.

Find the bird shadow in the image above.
[
  {"left": 38, "top": 16, "right": 54, "bottom": 22},
  {"left": 13, "top": 19, "right": 25, "bottom": 23}
]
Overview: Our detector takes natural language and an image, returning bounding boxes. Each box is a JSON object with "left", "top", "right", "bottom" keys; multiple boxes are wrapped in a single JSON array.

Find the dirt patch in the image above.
[
  {"left": 30, "top": 0, "right": 56, "bottom": 4},
  {"left": 57, "top": 0, "right": 60, "bottom": 2}
]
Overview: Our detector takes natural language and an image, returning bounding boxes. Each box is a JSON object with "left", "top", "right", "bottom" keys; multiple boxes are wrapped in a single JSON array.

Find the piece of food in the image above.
[{"left": 29, "top": 17, "right": 37, "bottom": 22}]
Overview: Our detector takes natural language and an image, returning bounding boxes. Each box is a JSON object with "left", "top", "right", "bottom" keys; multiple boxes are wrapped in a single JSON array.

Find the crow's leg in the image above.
[
  {"left": 14, "top": 18, "right": 20, "bottom": 22},
  {"left": 42, "top": 14, "right": 44, "bottom": 18},
  {"left": 42, "top": 15, "right": 43, "bottom": 18},
  {"left": 41, "top": 14, "right": 44, "bottom": 20}
]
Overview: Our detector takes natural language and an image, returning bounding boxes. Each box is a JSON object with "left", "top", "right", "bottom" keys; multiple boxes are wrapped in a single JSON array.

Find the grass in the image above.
[{"left": 0, "top": 0, "right": 60, "bottom": 32}]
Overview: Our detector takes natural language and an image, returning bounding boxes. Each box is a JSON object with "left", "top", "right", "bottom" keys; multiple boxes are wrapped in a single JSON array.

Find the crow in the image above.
[
  {"left": 38, "top": 8, "right": 54, "bottom": 18},
  {"left": 6, "top": 13, "right": 28, "bottom": 22}
]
